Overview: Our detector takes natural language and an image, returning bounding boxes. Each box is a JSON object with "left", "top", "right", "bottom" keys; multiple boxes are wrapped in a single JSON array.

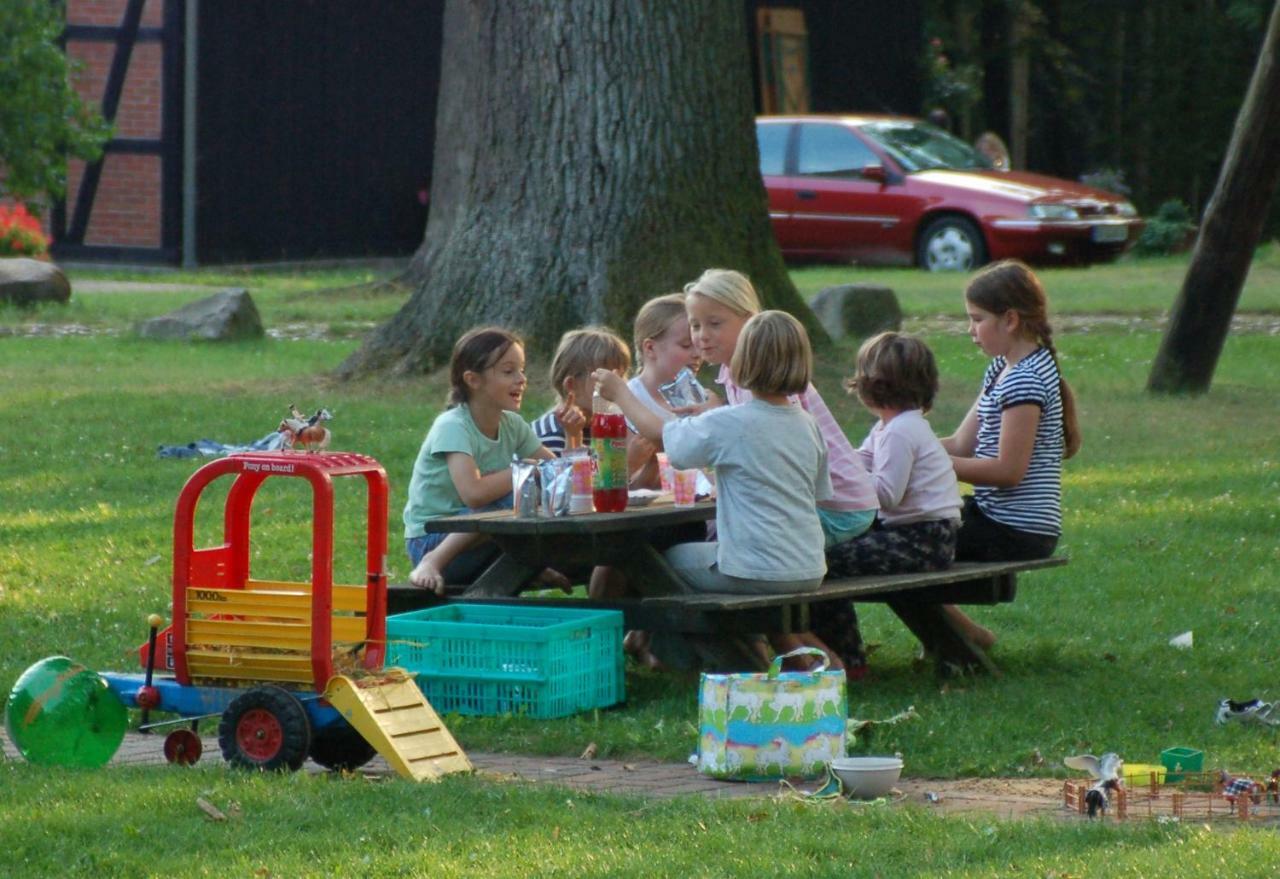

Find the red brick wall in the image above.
[{"left": 64, "top": 0, "right": 168, "bottom": 249}]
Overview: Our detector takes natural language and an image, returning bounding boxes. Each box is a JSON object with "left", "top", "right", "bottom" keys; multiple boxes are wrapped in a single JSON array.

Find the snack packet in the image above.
[
  {"left": 659, "top": 367, "right": 708, "bottom": 409},
  {"left": 538, "top": 457, "right": 573, "bottom": 517},
  {"left": 512, "top": 457, "right": 539, "bottom": 517}
]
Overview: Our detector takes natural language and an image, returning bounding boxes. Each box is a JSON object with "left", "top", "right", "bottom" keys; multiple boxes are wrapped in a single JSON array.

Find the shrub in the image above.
[
  {"left": 0, "top": 203, "right": 49, "bottom": 257},
  {"left": 1, "top": 0, "right": 112, "bottom": 204},
  {"left": 1135, "top": 199, "right": 1197, "bottom": 256}
]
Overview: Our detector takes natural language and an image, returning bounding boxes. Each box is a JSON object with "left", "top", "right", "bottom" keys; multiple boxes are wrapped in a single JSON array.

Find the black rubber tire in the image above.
[
  {"left": 308, "top": 718, "right": 377, "bottom": 771},
  {"left": 218, "top": 686, "right": 312, "bottom": 772},
  {"left": 916, "top": 215, "right": 987, "bottom": 272}
]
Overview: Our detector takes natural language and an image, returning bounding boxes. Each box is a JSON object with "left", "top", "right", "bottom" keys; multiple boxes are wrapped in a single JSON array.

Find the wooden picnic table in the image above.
[
  {"left": 420, "top": 498, "right": 715, "bottom": 599},
  {"left": 389, "top": 499, "right": 1067, "bottom": 674}
]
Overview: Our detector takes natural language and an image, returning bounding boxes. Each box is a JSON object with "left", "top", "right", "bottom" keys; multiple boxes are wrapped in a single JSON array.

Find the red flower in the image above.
[{"left": 0, "top": 203, "right": 51, "bottom": 257}]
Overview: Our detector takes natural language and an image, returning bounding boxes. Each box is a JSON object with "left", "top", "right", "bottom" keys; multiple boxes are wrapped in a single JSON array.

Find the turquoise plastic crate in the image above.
[{"left": 385, "top": 604, "right": 624, "bottom": 719}]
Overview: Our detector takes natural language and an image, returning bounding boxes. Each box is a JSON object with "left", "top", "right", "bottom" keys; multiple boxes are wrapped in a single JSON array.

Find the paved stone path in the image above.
[
  {"left": 72, "top": 281, "right": 225, "bottom": 295},
  {"left": 3, "top": 729, "right": 1067, "bottom": 818}
]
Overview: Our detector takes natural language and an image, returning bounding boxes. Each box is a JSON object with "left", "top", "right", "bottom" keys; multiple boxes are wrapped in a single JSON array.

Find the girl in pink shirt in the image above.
[
  {"left": 683, "top": 268, "right": 879, "bottom": 670},
  {"left": 683, "top": 269, "right": 878, "bottom": 545}
]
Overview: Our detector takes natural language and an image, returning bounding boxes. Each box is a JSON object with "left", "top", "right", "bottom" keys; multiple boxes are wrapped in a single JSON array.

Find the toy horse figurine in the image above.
[
  {"left": 1065, "top": 752, "right": 1125, "bottom": 819},
  {"left": 278, "top": 405, "right": 332, "bottom": 450},
  {"left": 1215, "top": 698, "right": 1279, "bottom": 726},
  {"left": 1218, "top": 769, "right": 1264, "bottom": 806}
]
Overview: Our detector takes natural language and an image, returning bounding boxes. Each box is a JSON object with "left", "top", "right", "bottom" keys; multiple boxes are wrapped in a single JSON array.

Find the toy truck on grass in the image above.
[{"left": 100, "top": 451, "right": 469, "bottom": 781}]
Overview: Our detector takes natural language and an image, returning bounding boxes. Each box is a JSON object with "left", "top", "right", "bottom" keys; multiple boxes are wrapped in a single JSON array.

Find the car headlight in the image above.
[
  {"left": 1028, "top": 204, "right": 1079, "bottom": 220},
  {"left": 1116, "top": 201, "right": 1138, "bottom": 217}
]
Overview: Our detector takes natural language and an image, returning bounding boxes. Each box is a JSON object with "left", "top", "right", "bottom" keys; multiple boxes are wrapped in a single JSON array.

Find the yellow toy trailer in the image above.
[{"left": 102, "top": 451, "right": 469, "bottom": 781}]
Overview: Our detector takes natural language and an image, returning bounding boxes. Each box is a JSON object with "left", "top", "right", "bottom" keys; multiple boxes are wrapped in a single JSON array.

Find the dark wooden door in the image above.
[{"left": 196, "top": 2, "right": 442, "bottom": 263}]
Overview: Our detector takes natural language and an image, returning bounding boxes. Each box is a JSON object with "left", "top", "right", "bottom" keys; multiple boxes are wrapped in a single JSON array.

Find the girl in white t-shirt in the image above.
[{"left": 624, "top": 293, "right": 703, "bottom": 488}]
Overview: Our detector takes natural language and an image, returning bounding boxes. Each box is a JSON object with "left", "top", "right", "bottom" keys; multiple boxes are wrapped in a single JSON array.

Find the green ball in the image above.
[{"left": 5, "top": 656, "right": 127, "bottom": 767}]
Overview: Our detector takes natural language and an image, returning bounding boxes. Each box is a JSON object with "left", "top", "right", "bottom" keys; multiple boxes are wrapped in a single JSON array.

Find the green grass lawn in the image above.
[
  {"left": 789, "top": 243, "right": 1280, "bottom": 315},
  {"left": 8, "top": 767, "right": 1280, "bottom": 879},
  {"left": 3, "top": 253, "right": 1279, "bottom": 875},
  {"left": 6, "top": 766, "right": 1280, "bottom": 878},
  {"left": 2, "top": 244, "right": 1278, "bottom": 335}
]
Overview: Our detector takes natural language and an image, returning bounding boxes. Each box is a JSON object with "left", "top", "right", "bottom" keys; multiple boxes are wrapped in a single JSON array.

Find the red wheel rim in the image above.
[
  {"left": 236, "top": 708, "right": 284, "bottom": 761},
  {"left": 164, "top": 729, "right": 203, "bottom": 766}
]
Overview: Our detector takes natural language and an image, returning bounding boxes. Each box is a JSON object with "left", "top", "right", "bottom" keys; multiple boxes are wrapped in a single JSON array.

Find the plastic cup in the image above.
[
  {"left": 656, "top": 453, "right": 674, "bottom": 493},
  {"left": 672, "top": 468, "right": 698, "bottom": 507}
]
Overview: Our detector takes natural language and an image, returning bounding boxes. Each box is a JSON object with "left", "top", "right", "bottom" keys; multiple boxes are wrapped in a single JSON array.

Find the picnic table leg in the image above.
[
  {"left": 459, "top": 553, "right": 542, "bottom": 598},
  {"left": 887, "top": 600, "right": 1002, "bottom": 677},
  {"left": 616, "top": 545, "right": 769, "bottom": 673}
]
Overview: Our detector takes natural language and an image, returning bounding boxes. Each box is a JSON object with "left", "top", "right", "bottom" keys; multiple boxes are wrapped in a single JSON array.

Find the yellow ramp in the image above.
[{"left": 324, "top": 672, "right": 472, "bottom": 782}]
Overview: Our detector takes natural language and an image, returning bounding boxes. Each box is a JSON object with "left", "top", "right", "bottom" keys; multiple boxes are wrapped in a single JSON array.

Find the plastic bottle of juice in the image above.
[{"left": 590, "top": 390, "right": 628, "bottom": 513}]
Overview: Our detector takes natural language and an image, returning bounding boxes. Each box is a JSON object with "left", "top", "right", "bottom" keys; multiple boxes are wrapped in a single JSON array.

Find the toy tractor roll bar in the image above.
[{"left": 169, "top": 451, "right": 388, "bottom": 690}]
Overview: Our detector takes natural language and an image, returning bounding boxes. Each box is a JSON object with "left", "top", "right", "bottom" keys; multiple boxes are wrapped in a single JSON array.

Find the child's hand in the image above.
[
  {"left": 556, "top": 390, "right": 586, "bottom": 447},
  {"left": 590, "top": 368, "right": 625, "bottom": 401},
  {"left": 630, "top": 435, "right": 657, "bottom": 463}
]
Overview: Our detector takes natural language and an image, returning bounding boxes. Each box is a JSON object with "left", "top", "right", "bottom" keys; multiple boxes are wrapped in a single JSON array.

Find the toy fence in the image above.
[{"left": 1064, "top": 771, "right": 1280, "bottom": 822}]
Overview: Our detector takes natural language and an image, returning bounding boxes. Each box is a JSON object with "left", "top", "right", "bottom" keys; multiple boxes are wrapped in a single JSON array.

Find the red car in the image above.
[{"left": 757, "top": 115, "right": 1143, "bottom": 271}]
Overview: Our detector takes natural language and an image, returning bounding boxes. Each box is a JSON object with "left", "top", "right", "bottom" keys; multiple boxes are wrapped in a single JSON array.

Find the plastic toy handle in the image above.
[{"left": 767, "top": 647, "right": 830, "bottom": 679}]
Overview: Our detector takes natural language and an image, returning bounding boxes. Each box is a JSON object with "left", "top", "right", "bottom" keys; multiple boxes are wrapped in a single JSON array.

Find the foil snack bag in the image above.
[
  {"left": 659, "top": 367, "right": 708, "bottom": 409},
  {"left": 512, "top": 457, "right": 539, "bottom": 517},
  {"left": 538, "top": 457, "right": 573, "bottom": 517}
]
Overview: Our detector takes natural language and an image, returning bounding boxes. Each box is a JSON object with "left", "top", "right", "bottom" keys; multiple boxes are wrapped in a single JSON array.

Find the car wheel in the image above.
[
  {"left": 308, "top": 717, "right": 377, "bottom": 771},
  {"left": 218, "top": 686, "right": 312, "bottom": 772},
  {"left": 917, "top": 216, "right": 987, "bottom": 272}
]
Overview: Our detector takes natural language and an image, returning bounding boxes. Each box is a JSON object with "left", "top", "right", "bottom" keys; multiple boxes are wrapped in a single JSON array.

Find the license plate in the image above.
[{"left": 1092, "top": 223, "right": 1129, "bottom": 243}]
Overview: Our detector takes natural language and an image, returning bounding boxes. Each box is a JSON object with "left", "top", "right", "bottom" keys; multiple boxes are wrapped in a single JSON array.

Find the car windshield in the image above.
[{"left": 857, "top": 121, "right": 992, "bottom": 173}]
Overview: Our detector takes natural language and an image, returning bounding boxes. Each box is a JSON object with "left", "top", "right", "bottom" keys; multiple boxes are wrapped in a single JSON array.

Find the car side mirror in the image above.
[{"left": 861, "top": 164, "right": 887, "bottom": 183}]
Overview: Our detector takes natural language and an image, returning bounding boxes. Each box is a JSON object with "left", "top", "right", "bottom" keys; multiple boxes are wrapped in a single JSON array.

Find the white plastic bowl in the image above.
[{"left": 830, "top": 756, "right": 904, "bottom": 799}]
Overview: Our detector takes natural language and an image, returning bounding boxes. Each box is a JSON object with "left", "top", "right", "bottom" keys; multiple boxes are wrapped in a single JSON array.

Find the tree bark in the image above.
[
  {"left": 1148, "top": 0, "right": 1280, "bottom": 394},
  {"left": 339, "top": 0, "right": 816, "bottom": 378},
  {"left": 1008, "top": 1, "right": 1031, "bottom": 170}
]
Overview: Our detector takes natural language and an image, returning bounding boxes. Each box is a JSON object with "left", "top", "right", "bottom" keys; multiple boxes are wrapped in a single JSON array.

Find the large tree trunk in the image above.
[
  {"left": 1148, "top": 0, "right": 1280, "bottom": 394},
  {"left": 1008, "top": 1, "right": 1030, "bottom": 170},
  {"left": 340, "top": 0, "right": 816, "bottom": 378}
]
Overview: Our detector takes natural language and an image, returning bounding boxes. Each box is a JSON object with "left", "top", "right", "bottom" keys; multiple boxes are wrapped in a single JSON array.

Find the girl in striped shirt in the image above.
[{"left": 941, "top": 260, "right": 1082, "bottom": 646}]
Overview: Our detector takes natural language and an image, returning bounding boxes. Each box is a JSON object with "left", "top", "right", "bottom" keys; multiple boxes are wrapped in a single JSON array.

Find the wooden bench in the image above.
[{"left": 387, "top": 556, "right": 1066, "bottom": 676}]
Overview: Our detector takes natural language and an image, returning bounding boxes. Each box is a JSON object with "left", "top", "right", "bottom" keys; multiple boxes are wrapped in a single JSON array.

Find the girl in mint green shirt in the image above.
[{"left": 405, "top": 327, "right": 572, "bottom": 593}]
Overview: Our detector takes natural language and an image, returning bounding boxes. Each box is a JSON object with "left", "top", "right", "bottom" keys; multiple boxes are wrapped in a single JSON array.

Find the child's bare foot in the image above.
[
  {"left": 409, "top": 555, "right": 446, "bottom": 595},
  {"left": 623, "top": 630, "right": 649, "bottom": 656},
  {"left": 535, "top": 567, "right": 572, "bottom": 594},
  {"left": 638, "top": 648, "right": 666, "bottom": 670},
  {"left": 622, "top": 631, "right": 666, "bottom": 670}
]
